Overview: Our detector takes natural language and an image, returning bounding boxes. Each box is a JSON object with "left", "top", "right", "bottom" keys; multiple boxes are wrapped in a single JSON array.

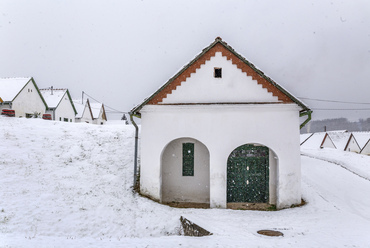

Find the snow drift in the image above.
[{"left": 1, "top": 117, "right": 370, "bottom": 247}]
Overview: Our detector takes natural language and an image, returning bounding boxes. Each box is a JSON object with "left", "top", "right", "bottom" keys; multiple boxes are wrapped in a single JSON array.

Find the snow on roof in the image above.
[
  {"left": 73, "top": 99, "right": 103, "bottom": 119},
  {"left": 302, "top": 131, "right": 369, "bottom": 151},
  {"left": 4, "top": 117, "right": 370, "bottom": 246},
  {"left": 327, "top": 130, "right": 348, "bottom": 133},
  {"left": 40, "top": 88, "right": 67, "bottom": 108},
  {"left": 300, "top": 133, "right": 313, "bottom": 145},
  {"left": 0, "top": 77, "right": 32, "bottom": 101},
  {"left": 72, "top": 100, "right": 86, "bottom": 118},
  {"left": 328, "top": 131, "right": 351, "bottom": 150},
  {"left": 89, "top": 102, "right": 103, "bottom": 119},
  {"left": 300, "top": 132, "right": 326, "bottom": 149}
]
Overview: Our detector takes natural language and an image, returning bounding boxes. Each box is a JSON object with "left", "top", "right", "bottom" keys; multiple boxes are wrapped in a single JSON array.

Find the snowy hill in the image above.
[{"left": 1, "top": 117, "right": 370, "bottom": 247}]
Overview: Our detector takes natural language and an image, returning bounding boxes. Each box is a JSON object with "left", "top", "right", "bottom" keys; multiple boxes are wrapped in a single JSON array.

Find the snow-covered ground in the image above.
[{"left": 1, "top": 117, "right": 370, "bottom": 247}]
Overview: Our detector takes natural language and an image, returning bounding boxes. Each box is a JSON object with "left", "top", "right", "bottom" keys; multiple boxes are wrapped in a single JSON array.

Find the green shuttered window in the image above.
[{"left": 182, "top": 143, "right": 194, "bottom": 176}]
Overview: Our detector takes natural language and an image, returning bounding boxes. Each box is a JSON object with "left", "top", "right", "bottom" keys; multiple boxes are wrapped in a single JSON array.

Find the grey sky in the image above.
[{"left": 1, "top": 0, "right": 370, "bottom": 120}]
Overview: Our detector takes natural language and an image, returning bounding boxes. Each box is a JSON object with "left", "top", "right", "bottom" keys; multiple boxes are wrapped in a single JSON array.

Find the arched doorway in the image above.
[
  {"left": 227, "top": 144, "right": 270, "bottom": 203},
  {"left": 161, "top": 138, "right": 210, "bottom": 204}
]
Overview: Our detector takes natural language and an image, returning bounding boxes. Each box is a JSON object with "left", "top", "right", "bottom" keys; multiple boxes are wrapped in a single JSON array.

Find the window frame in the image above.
[
  {"left": 182, "top": 143, "right": 194, "bottom": 176},
  {"left": 214, "top": 67, "right": 222, "bottom": 78}
]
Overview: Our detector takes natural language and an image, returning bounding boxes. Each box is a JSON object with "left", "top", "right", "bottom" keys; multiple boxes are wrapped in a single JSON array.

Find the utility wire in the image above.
[
  {"left": 312, "top": 108, "right": 370, "bottom": 111},
  {"left": 299, "top": 97, "right": 370, "bottom": 105},
  {"left": 105, "top": 110, "right": 129, "bottom": 113},
  {"left": 300, "top": 96, "right": 370, "bottom": 111},
  {"left": 80, "top": 93, "right": 370, "bottom": 113},
  {"left": 83, "top": 92, "right": 128, "bottom": 114}
]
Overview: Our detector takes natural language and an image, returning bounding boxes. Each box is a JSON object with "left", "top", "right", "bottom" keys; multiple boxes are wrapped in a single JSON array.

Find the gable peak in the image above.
[{"left": 131, "top": 38, "right": 310, "bottom": 114}]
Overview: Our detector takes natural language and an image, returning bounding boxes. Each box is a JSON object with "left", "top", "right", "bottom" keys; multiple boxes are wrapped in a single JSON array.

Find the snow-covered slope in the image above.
[{"left": 1, "top": 118, "right": 370, "bottom": 247}]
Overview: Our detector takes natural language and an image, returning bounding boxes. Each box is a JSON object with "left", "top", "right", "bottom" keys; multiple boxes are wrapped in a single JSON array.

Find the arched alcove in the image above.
[
  {"left": 161, "top": 137, "right": 210, "bottom": 204},
  {"left": 227, "top": 143, "right": 278, "bottom": 204}
]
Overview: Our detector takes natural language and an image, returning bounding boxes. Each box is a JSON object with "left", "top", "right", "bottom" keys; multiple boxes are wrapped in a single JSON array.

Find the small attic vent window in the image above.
[{"left": 214, "top": 68, "right": 222, "bottom": 78}]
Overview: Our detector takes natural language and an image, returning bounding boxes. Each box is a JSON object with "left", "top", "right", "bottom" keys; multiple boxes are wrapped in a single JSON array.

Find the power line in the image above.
[
  {"left": 105, "top": 110, "right": 128, "bottom": 113},
  {"left": 82, "top": 91, "right": 127, "bottom": 114},
  {"left": 312, "top": 108, "right": 370, "bottom": 111},
  {"left": 299, "top": 97, "right": 370, "bottom": 105}
]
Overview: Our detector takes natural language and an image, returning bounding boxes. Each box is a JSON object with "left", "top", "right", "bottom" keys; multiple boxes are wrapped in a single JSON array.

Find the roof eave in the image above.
[
  {"left": 66, "top": 90, "right": 78, "bottom": 115},
  {"left": 130, "top": 38, "right": 311, "bottom": 115},
  {"left": 130, "top": 39, "right": 222, "bottom": 115}
]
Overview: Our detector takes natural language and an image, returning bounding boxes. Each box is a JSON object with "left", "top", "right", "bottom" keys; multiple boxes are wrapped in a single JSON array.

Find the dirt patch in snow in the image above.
[
  {"left": 162, "top": 199, "right": 306, "bottom": 210},
  {"left": 163, "top": 202, "right": 210, "bottom": 209},
  {"left": 227, "top": 202, "right": 274, "bottom": 211},
  {"left": 257, "top": 229, "right": 284, "bottom": 237}
]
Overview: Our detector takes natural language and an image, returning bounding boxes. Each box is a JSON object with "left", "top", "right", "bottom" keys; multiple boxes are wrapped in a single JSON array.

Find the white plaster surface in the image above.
[
  {"left": 41, "top": 89, "right": 76, "bottom": 122},
  {"left": 54, "top": 92, "right": 76, "bottom": 122},
  {"left": 320, "top": 135, "right": 336, "bottom": 149},
  {"left": 161, "top": 138, "right": 210, "bottom": 203},
  {"left": 140, "top": 104, "right": 301, "bottom": 209},
  {"left": 92, "top": 104, "right": 106, "bottom": 125},
  {"left": 74, "top": 100, "right": 106, "bottom": 124},
  {"left": 345, "top": 136, "right": 361, "bottom": 153},
  {"left": 139, "top": 51, "right": 303, "bottom": 209},
  {"left": 12, "top": 80, "right": 47, "bottom": 117},
  {"left": 162, "top": 52, "right": 280, "bottom": 104},
  {"left": 79, "top": 103, "right": 93, "bottom": 123}
]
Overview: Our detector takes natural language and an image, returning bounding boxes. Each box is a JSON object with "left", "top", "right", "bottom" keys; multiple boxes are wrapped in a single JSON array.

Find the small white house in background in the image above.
[
  {"left": 302, "top": 131, "right": 370, "bottom": 154},
  {"left": 73, "top": 100, "right": 91, "bottom": 123},
  {"left": 74, "top": 98, "right": 107, "bottom": 125},
  {"left": 130, "top": 37, "right": 312, "bottom": 209},
  {"left": 40, "top": 87, "right": 77, "bottom": 122},
  {"left": 0, "top": 77, "right": 47, "bottom": 117},
  {"left": 90, "top": 101, "right": 107, "bottom": 125},
  {"left": 320, "top": 131, "right": 350, "bottom": 150},
  {"left": 344, "top": 133, "right": 361, "bottom": 153},
  {"left": 320, "top": 133, "right": 337, "bottom": 149}
]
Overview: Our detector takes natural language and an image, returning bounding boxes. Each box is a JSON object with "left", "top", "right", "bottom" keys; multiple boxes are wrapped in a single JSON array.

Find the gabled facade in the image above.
[
  {"left": 344, "top": 133, "right": 361, "bottom": 153},
  {"left": 320, "top": 133, "right": 337, "bottom": 149},
  {"left": 74, "top": 99, "right": 93, "bottom": 123},
  {"left": 40, "top": 88, "right": 77, "bottom": 122},
  {"left": 321, "top": 131, "right": 350, "bottom": 150},
  {"left": 74, "top": 99, "right": 107, "bottom": 125},
  {"left": 130, "top": 38, "right": 311, "bottom": 209},
  {"left": 0, "top": 77, "right": 48, "bottom": 117},
  {"left": 90, "top": 102, "right": 107, "bottom": 125}
]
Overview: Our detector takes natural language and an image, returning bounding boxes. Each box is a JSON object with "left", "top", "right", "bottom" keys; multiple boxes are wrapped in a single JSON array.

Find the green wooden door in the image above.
[{"left": 227, "top": 144, "right": 269, "bottom": 203}]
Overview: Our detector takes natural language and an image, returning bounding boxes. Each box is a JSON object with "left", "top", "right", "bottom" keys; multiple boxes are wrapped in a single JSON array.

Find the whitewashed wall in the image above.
[
  {"left": 345, "top": 136, "right": 361, "bottom": 153},
  {"left": 161, "top": 137, "right": 210, "bottom": 203},
  {"left": 12, "top": 81, "right": 46, "bottom": 117},
  {"left": 140, "top": 104, "right": 301, "bottom": 209},
  {"left": 321, "top": 136, "right": 336, "bottom": 149},
  {"left": 92, "top": 108, "right": 106, "bottom": 125},
  {"left": 55, "top": 92, "right": 76, "bottom": 122},
  {"left": 162, "top": 52, "right": 280, "bottom": 104},
  {"left": 78, "top": 104, "right": 93, "bottom": 123}
]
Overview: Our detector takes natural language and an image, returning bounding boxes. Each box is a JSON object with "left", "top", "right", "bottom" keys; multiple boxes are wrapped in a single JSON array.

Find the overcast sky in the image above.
[{"left": 1, "top": 0, "right": 370, "bottom": 121}]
